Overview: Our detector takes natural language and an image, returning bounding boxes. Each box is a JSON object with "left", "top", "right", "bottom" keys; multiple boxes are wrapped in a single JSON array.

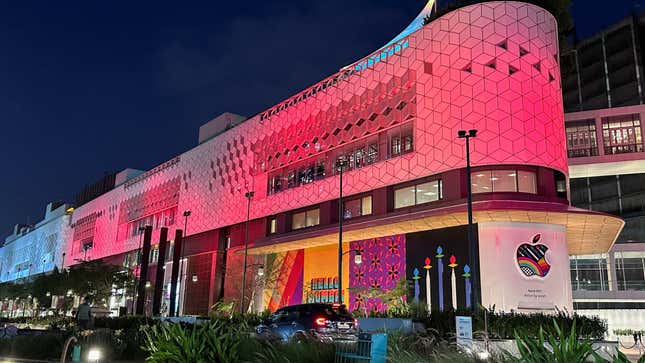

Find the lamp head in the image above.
[
  {"left": 257, "top": 265, "right": 264, "bottom": 276},
  {"left": 468, "top": 129, "right": 478, "bottom": 137},
  {"left": 183, "top": 210, "right": 192, "bottom": 217},
  {"left": 354, "top": 251, "right": 362, "bottom": 265},
  {"left": 457, "top": 130, "right": 467, "bottom": 138}
]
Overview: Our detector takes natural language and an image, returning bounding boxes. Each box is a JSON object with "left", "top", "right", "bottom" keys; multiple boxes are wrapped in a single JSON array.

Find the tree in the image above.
[{"left": 65, "top": 260, "right": 135, "bottom": 306}]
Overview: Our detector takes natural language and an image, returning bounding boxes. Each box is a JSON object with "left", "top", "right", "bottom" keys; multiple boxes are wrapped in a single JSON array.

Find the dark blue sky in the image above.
[{"left": 0, "top": 0, "right": 641, "bottom": 234}]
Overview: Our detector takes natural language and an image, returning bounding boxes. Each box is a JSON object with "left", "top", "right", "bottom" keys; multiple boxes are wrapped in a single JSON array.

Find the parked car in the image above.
[{"left": 255, "top": 303, "right": 358, "bottom": 342}]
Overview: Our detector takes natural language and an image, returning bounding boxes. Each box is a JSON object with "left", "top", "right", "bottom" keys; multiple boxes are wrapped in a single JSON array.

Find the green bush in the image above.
[
  {"left": 418, "top": 309, "right": 607, "bottom": 340},
  {"left": 251, "top": 338, "right": 335, "bottom": 363},
  {"left": 509, "top": 320, "right": 645, "bottom": 363},
  {"left": 143, "top": 319, "right": 252, "bottom": 363}
]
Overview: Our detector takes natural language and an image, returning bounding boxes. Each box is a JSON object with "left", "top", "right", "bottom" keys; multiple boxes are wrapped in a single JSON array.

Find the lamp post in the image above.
[
  {"left": 240, "top": 191, "right": 254, "bottom": 314},
  {"left": 132, "top": 226, "right": 147, "bottom": 314},
  {"left": 336, "top": 156, "right": 348, "bottom": 304},
  {"left": 457, "top": 129, "right": 479, "bottom": 312},
  {"left": 61, "top": 252, "right": 66, "bottom": 272},
  {"left": 178, "top": 211, "right": 191, "bottom": 315}
]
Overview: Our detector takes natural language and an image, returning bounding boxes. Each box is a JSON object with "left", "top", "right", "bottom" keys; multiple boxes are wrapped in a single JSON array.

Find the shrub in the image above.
[
  {"left": 417, "top": 309, "right": 607, "bottom": 340},
  {"left": 252, "top": 338, "right": 335, "bottom": 363},
  {"left": 143, "top": 319, "right": 252, "bottom": 363}
]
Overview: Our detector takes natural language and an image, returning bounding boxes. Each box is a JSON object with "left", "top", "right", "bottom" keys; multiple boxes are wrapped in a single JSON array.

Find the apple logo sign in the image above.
[{"left": 516, "top": 234, "right": 551, "bottom": 278}]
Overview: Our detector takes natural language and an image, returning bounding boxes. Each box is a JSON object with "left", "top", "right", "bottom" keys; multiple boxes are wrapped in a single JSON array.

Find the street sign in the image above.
[{"left": 456, "top": 315, "right": 473, "bottom": 349}]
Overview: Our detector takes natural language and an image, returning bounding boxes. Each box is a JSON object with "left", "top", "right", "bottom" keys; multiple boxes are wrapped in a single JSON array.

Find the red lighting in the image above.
[
  {"left": 315, "top": 317, "right": 328, "bottom": 327},
  {"left": 424, "top": 257, "right": 430, "bottom": 265},
  {"left": 449, "top": 255, "right": 456, "bottom": 265}
]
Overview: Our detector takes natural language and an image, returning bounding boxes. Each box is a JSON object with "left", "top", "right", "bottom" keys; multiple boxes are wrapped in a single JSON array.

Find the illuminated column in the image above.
[
  {"left": 449, "top": 255, "right": 458, "bottom": 310},
  {"left": 463, "top": 265, "right": 472, "bottom": 309},
  {"left": 436, "top": 246, "right": 444, "bottom": 312},
  {"left": 424, "top": 257, "right": 432, "bottom": 312}
]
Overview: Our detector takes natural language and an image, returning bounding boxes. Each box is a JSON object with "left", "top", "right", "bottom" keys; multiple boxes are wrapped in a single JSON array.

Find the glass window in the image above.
[
  {"left": 619, "top": 174, "right": 645, "bottom": 215},
  {"left": 472, "top": 171, "right": 492, "bottom": 193},
  {"left": 570, "top": 254, "right": 610, "bottom": 291},
  {"left": 518, "top": 170, "right": 537, "bottom": 193},
  {"left": 395, "top": 180, "right": 442, "bottom": 208},
  {"left": 472, "top": 170, "right": 537, "bottom": 194},
  {"left": 416, "top": 181, "right": 441, "bottom": 204},
  {"left": 292, "top": 212, "right": 306, "bottom": 230},
  {"left": 565, "top": 119, "right": 598, "bottom": 158},
  {"left": 601, "top": 113, "right": 643, "bottom": 155},
  {"left": 615, "top": 251, "right": 645, "bottom": 291},
  {"left": 305, "top": 209, "right": 319, "bottom": 227},
  {"left": 394, "top": 187, "right": 415, "bottom": 208},
  {"left": 287, "top": 171, "right": 296, "bottom": 189},
  {"left": 344, "top": 199, "right": 361, "bottom": 219},
  {"left": 292, "top": 209, "right": 320, "bottom": 230},
  {"left": 344, "top": 196, "right": 372, "bottom": 219},
  {"left": 269, "top": 218, "right": 277, "bottom": 234},
  {"left": 589, "top": 175, "right": 619, "bottom": 214},
  {"left": 361, "top": 196, "right": 372, "bottom": 216},
  {"left": 366, "top": 143, "right": 379, "bottom": 164},
  {"left": 492, "top": 170, "right": 517, "bottom": 192}
]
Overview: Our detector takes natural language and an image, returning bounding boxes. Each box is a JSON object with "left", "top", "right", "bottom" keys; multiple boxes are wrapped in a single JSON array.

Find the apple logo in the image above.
[{"left": 516, "top": 234, "right": 551, "bottom": 278}]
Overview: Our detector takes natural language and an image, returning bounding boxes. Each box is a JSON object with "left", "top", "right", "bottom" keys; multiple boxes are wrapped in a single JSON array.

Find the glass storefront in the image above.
[{"left": 570, "top": 254, "right": 610, "bottom": 291}]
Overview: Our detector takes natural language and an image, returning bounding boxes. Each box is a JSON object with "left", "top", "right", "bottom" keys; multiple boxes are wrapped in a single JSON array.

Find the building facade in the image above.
[
  {"left": 561, "top": 12, "right": 645, "bottom": 113},
  {"left": 49, "top": 1, "right": 622, "bottom": 316},
  {"left": 565, "top": 103, "right": 645, "bottom": 337},
  {"left": 0, "top": 202, "right": 73, "bottom": 283}
]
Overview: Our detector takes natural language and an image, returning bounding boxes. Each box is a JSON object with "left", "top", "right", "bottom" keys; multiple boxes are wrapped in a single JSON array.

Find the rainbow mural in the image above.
[{"left": 263, "top": 250, "right": 304, "bottom": 311}]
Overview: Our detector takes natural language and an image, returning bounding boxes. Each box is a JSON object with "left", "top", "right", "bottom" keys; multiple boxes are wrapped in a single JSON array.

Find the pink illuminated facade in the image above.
[{"left": 62, "top": 1, "right": 623, "bottom": 315}]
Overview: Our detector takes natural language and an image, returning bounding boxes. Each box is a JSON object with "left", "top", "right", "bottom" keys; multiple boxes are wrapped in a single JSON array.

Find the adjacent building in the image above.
[
  {"left": 565, "top": 104, "right": 645, "bottom": 336},
  {"left": 561, "top": 12, "right": 645, "bottom": 112},
  {"left": 0, "top": 202, "right": 73, "bottom": 283}
]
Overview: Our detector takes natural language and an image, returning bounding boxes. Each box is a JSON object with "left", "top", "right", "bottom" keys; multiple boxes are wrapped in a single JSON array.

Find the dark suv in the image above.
[{"left": 255, "top": 303, "right": 358, "bottom": 342}]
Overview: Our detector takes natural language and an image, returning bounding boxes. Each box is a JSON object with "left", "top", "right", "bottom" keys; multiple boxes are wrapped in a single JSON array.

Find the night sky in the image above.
[{"left": 0, "top": 0, "right": 641, "bottom": 235}]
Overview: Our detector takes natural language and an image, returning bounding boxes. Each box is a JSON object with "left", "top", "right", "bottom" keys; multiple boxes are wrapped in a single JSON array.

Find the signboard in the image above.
[
  {"left": 456, "top": 315, "right": 473, "bottom": 349},
  {"left": 477, "top": 222, "right": 572, "bottom": 312}
]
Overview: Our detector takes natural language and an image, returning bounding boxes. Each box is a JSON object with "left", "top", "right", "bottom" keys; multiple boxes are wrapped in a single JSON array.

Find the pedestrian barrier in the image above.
[{"left": 334, "top": 333, "right": 387, "bottom": 363}]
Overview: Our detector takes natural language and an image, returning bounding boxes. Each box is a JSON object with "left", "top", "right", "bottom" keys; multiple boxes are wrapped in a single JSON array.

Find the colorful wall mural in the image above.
[
  {"left": 349, "top": 235, "right": 406, "bottom": 313},
  {"left": 263, "top": 250, "right": 304, "bottom": 311},
  {"left": 303, "top": 245, "right": 350, "bottom": 304},
  {"left": 405, "top": 226, "right": 481, "bottom": 312}
]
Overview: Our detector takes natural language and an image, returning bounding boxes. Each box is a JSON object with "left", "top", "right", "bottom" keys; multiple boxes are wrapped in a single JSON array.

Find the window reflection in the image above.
[
  {"left": 472, "top": 169, "right": 537, "bottom": 194},
  {"left": 394, "top": 180, "right": 442, "bottom": 209}
]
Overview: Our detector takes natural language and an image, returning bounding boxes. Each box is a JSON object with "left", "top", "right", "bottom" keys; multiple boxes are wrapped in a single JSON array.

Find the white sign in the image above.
[
  {"left": 456, "top": 316, "right": 473, "bottom": 349},
  {"left": 478, "top": 222, "right": 572, "bottom": 312}
]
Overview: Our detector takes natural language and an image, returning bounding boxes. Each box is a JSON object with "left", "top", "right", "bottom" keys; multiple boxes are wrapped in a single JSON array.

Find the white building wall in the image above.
[{"left": 0, "top": 204, "right": 72, "bottom": 282}]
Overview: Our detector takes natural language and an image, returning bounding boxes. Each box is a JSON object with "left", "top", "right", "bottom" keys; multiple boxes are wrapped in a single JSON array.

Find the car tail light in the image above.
[
  {"left": 354, "top": 319, "right": 359, "bottom": 329},
  {"left": 315, "top": 317, "right": 327, "bottom": 327}
]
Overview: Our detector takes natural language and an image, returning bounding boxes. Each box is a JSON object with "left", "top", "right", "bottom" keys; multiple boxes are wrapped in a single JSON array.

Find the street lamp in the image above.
[
  {"left": 342, "top": 249, "right": 362, "bottom": 265},
  {"left": 336, "top": 156, "right": 349, "bottom": 304},
  {"left": 457, "top": 129, "right": 479, "bottom": 311},
  {"left": 240, "top": 191, "right": 254, "bottom": 313},
  {"left": 132, "top": 226, "right": 147, "bottom": 314}
]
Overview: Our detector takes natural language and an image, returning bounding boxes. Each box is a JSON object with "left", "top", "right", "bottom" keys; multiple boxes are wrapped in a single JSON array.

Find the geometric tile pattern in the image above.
[{"left": 65, "top": 2, "right": 568, "bottom": 265}]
